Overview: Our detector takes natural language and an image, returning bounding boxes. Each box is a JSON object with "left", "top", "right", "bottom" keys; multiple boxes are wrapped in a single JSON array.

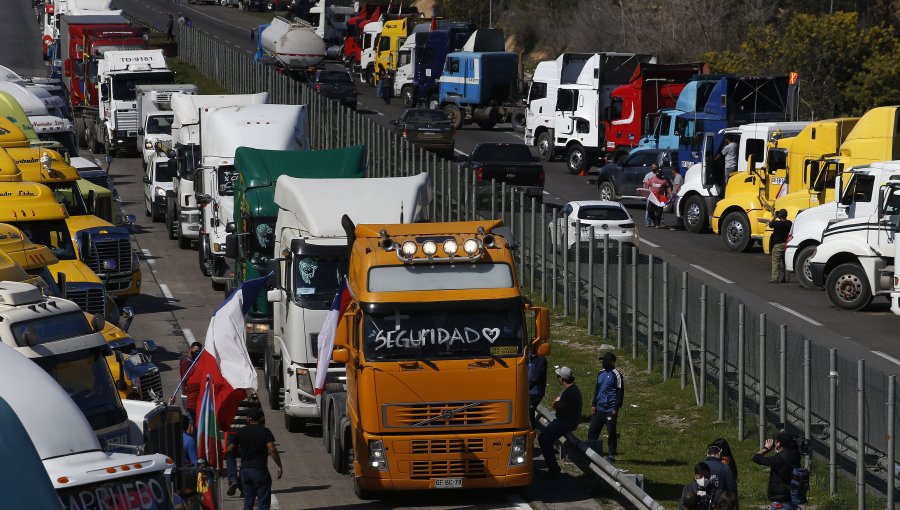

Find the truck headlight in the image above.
[
  {"left": 368, "top": 439, "right": 388, "bottom": 471},
  {"left": 508, "top": 435, "right": 527, "bottom": 466},
  {"left": 294, "top": 367, "right": 313, "bottom": 395},
  {"left": 145, "top": 140, "right": 153, "bottom": 150},
  {"left": 155, "top": 186, "right": 166, "bottom": 197},
  {"left": 246, "top": 323, "right": 270, "bottom": 334}
]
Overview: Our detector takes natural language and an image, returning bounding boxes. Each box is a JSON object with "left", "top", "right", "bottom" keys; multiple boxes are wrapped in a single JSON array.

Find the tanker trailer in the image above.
[{"left": 255, "top": 16, "right": 327, "bottom": 79}]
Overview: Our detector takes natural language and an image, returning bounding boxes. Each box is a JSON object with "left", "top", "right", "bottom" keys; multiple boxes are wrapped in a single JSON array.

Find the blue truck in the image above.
[
  {"left": 630, "top": 76, "right": 719, "bottom": 153},
  {"left": 396, "top": 22, "right": 475, "bottom": 108}
]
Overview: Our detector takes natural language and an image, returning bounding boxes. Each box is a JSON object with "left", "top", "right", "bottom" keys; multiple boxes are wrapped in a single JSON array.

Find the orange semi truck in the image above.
[{"left": 320, "top": 219, "right": 551, "bottom": 498}]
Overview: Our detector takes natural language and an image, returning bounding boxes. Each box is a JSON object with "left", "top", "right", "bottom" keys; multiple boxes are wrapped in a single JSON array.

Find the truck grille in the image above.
[
  {"left": 410, "top": 459, "right": 487, "bottom": 479},
  {"left": 138, "top": 368, "right": 163, "bottom": 401},
  {"left": 116, "top": 110, "right": 139, "bottom": 132},
  {"left": 410, "top": 438, "right": 485, "bottom": 454},
  {"left": 383, "top": 400, "right": 511, "bottom": 428},
  {"left": 84, "top": 238, "right": 132, "bottom": 276},
  {"left": 67, "top": 286, "right": 105, "bottom": 315}
]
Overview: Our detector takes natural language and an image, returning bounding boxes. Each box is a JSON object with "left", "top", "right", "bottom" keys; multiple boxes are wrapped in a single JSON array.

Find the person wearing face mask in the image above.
[
  {"left": 178, "top": 341, "right": 204, "bottom": 428},
  {"left": 587, "top": 352, "right": 624, "bottom": 463},
  {"left": 705, "top": 442, "right": 737, "bottom": 504},
  {"left": 680, "top": 462, "right": 713, "bottom": 510}
]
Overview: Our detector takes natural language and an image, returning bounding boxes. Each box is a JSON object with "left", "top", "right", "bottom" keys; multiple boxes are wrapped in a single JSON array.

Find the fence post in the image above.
[
  {"left": 856, "top": 359, "right": 866, "bottom": 510},
  {"left": 491, "top": 179, "right": 497, "bottom": 219},
  {"left": 718, "top": 292, "right": 725, "bottom": 422},
  {"left": 519, "top": 191, "right": 525, "bottom": 285},
  {"left": 551, "top": 209, "right": 558, "bottom": 309},
  {"left": 563, "top": 214, "right": 570, "bottom": 317},
  {"left": 803, "top": 338, "right": 811, "bottom": 441},
  {"left": 758, "top": 313, "right": 767, "bottom": 447},
  {"left": 603, "top": 236, "right": 610, "bottom": 340},
  {"left": 530, "top": 197, "right": 536, "bottom": 294},
  {"left": 501, "top": 182, "right": 507, "bottom": 225},
  {"left": 700, "top": 284, "right": 707, "bottom": 406},
  {"left": 738, "top": 303, "right": 745, "bottom": 440},
  {"left": 887, "top": 375, "right": 896, "bottom": 510},
  {"left": 616, "top": 241, "right": 624, "bottom": 349},
  {"left": 587, "top": 226, "right": 595, "bottom": 335},
  {"left": 829, "top": 348, "right": 837, "bottom": 496},
  {"left": 779, "top": 325, "right": 787, "bottom": 427},
  {"left": 541, "top": 205, "right": 547, "bottom": 303},
  {"left": 630, "top": 245, "right": 638, "bottom": 359},
  {"left": 680, "top": 271, "right": 687, "bottom": 390},
  {"left": 647, "top": 254, "right": 654, "bottom": 373},
  {"left": 574, "top": 219, "right": 581, "bottom": 323},
  {"left": 662, "top": 262, "right": 669, "bottom": 381}
]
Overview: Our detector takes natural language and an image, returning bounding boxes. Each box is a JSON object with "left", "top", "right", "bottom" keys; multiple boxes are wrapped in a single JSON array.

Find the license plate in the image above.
[{"left": 433, "top": 478, "right": 463, "bottom": 489}]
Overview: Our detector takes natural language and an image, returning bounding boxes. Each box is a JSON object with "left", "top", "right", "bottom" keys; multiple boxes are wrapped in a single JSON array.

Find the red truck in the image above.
[
  {"left": 60, "top": 14, "right": 146, "bottom": 108},
  {"left": 602, "top": 62, "right": 708, "bottom": 163},
  {"left": 342, "top": 4, "right": 377, "bottom": 69}
]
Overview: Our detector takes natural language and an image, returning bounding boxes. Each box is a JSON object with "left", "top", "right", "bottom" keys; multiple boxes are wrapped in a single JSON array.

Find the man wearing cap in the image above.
[
  {"left": 752, "top": 431, "right": 802, "bottom": 509},
  {"left": 588, "top": 352, "right": 624, "bottom": 462},
  {"left": 226, "top": 409, "right": 283, "bottom": 510},
  {"left": 537, "top": 366, "right": 582, "bottom": 478}
]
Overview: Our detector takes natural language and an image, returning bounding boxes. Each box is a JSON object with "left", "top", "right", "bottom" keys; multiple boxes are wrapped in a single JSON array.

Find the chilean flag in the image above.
[
  {"left": 314, "top": 278, "right": 352, "bottom": 395},
  {"left": 186, "top": 275, "right": 269, "bottom": 431}
]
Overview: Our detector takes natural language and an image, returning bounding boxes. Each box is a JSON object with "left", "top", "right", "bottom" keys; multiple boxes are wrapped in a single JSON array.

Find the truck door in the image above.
[
  {"left": 699, "top": 132, "right": 717, "bottom": 187},
  {"left": 874, "top": 184, "right": 899, "bottom": 259},
  {"left": 555, "top": 89, "right": 577, "bottom": 137}
]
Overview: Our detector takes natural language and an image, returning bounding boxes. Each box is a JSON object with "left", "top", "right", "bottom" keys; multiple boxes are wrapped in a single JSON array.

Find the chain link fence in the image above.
[{"left": 144, "top": 19, "right": 898, "bottom": 508}]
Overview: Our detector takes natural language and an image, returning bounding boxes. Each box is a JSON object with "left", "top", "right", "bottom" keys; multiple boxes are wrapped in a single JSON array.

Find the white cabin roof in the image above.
[
  {"left": 170, "top": 92, "right": 268, "bottom": 128},
  {"left": 201, "top": 104, "right": 307, "bottom": 158}
]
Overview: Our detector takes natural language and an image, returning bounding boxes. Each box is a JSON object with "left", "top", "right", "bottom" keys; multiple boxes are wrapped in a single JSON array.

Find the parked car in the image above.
[
  {"left": 143, "top": 152, "right": 174, "bottom": 222},
  {"left": 462, "top": 142, "right": 544, "bottom": 202},
  {"left": 390, "top": 108, "right": 455, "bottom": 158},
  {"left": 549, "top": 201, "right": 639, "bottom": 257},
  {"left": 594, "top": 149, "right": 675, "bottom": 202},
  {"left": 240, "top": 0, "right": 267, "bottom": 10},
  {"left": 309, "top": 70, "right": 357, "bottom": 110}
]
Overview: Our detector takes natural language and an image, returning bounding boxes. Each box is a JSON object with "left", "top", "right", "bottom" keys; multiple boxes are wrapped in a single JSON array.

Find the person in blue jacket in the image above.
[
  {"left": 587, "top": 351, "right": 624, "bottom": 462},
  {"left": 528, "top": 352, "right": 547, "bottom": 428}
]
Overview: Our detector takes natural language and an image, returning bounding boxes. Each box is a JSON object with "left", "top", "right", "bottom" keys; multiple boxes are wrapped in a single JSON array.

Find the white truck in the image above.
[
  {"left": 196, "top": 103, "right": 310, "bottom": 290},
  {"left": 359, "top": 20, "right": 383, "bottom": 85},
  {"left": 167, "top": 92, "right": 268, "bottom": 249},
  {"left": 266, "top": 173, "right": 431, "bottom": 431},
  {"left": 807, "top": 160, "right": 900, "bottom": 311},
  {"left": 85, "top": 49, "right": 175, "bottom": 156},
  {"left": 0, "top": 80, "right": 78, "bottom": 156},
  {"left": 0, "top": 340, "right": 176, "bottom": 510},
  {"left": 309, "top": 0, "right": 355, "bottom": 59},
  {"left": 523, "top": 52, "right": 656, "bottom": 174},
  {"left": 676, "top": 122, "right": 809, "bottom": 233},
  {"left": 136, "top": 84, "right": 198, "bottom": 164}
]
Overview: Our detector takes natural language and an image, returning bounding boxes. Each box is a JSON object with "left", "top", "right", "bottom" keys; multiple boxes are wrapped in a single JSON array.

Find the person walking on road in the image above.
[
  {"left": 646, "top": 166, "right": 672, "bottom": 228},
  {"left": 704, "top": 442, "right": 738, "bottom": 505},
  {"left": 587, "top": 351, "right": 624, "bottom": 462},
  {"left": 227, "top": 408, "right": 283, "bottom": 510},
  {"left": 528, "top": 351, "right": 547, "bottom": 429},
  {"left": 752, "top": 431, "right": 802, "bottom": 510},
  {"left": 176, "top": 341, "right": 203, "bottom": 428},
  {"left": 537, "top": 366, "right": 582, "bottom": 478},
  {"left": 381, "top": 70, "right": 393, "bottom": 105},
  {"left": 768, "top": 209, "right": 792, "bottom": 283},
  {"left": 642, "top": 164, "right": 658, "bottom": 227}
]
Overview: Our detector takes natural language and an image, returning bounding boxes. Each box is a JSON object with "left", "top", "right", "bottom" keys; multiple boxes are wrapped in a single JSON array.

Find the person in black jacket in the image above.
[
  {"left": 752, "top": 431, "right": 802, "bottom": 509},
  {"left": 704, "top": 442, "right": 737, "bottom": 505},
  {"left": 527, "top": 352, "right": 547, "bottom": 428}
]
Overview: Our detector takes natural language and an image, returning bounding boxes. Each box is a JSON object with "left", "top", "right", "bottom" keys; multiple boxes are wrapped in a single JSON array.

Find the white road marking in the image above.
[
  {"left": 641, "top": 239, "right": 660, "bottom": 248},
  {"left": 182, "top": 328, "right": 196, "bottom": 345},
  {"left": 872, "top": 350, "right": 900, "bottom": 367},
  {"left": 271, "top": 494, "right": 281, "bottom": 510},
  {"left": 768, "top": 302, "right": 824, "bottom": 327},
  {"left": 690, "top": 264, "right": 734, "bottom": 284},
  {"left": 140, "top": 248, "right": 155, "bottom": 264},
  {"left": 454, "top": 148, "right": 468, "bottom": 156},
  {"left": 505, "top": 492, "right": 531, "bottom": 509},
  {"left": 159, "top": 283, "right": 175, "bottom": 301}
]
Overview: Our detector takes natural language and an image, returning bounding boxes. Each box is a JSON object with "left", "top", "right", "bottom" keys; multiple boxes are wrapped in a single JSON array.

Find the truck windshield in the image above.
[
  {"left": 57, "top": 470, "right": 172, "bottom": 510},
  {"left": 154, "top": 161, "right": 173, "bottom": 183},
  {"left": 48, "top": 181, "right": 89, "bottom": 215},
  {"left": 146, "top": 114, "right": 174, "bottom": 135},
  {"left": 15, "top": 219, "right": 77, "bottom": 260},
  {"left": 292, "top": 253, "right": 348, "bottom": 304},
  {"left": 472, "top": 144, "right": 532, "bottom": 162},
  {"left": 363, "top": 298, "right": 526, "bottom": 361},
  {"left": 217, "top": 165, "right": 238, "bottom": 197},
  {"left": 32, "top": 348, "right": 127, "bottom": 431},
  {"left": 111, "top": 72, "right": 176, "bottom": 101}
]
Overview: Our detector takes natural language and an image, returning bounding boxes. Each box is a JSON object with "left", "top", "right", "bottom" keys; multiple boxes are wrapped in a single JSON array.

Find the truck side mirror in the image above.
[
  {"left": 332, "top": 348, "right": 349, "bottom": 363},
  {"left": 225, "top": 222, "right": 236, "bottom": 233},
  {"left": 138, "top": 128, "right": 144, "bottom": 136},
  {"left": 120, "top": 306, "right": 135, "bottom": 333},
  {"left": 534, "top": 342, "right": 551, "bottom": 357},
  {"left": 143, "top": 176, "right": 152, "bottom": 184},
  {"left": 224, "top": 234, "right": 237, "bottom": 259},
  {"left": 57, "top": 271, "right": 67, "bottom": 298},
  {"left": 99, "top": 83, "right": 109, "bottom": 98},
  {"left": 86, "top": 189, "right": 96, "bottom": 215},
  {"left": 142, "top": 340, "right": 158, "bottom": 352},
  {"left": 267, "top": 289, "right": 286, "bottom": 303},
  {"left": 529, "top": 306, "right": 550, "bottom": 345},
  {"left": 91, "top": 313, "right": 106, "bottom": 332}
]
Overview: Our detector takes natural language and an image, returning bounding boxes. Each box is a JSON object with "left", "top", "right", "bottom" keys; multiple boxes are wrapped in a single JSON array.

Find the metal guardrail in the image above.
[{"left": 536, "top": 404, "right": 664, "bottom": 510}]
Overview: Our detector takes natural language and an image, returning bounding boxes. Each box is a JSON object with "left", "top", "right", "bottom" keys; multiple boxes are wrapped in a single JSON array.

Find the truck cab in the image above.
[
  {"left": 359, "top": 20, "right": 384, "bottom": 85},
  {"left": 136, "top": 83, "right": 198, "bottom": 164},
  {"left": 395, "top": 23, "right": 476, "bottom": 108},
  {"left": 144, "top": 149, "right": 174, "bottom": 222},
  {"left": 374, "top": 17, "right": 419, "bottom": 79}
]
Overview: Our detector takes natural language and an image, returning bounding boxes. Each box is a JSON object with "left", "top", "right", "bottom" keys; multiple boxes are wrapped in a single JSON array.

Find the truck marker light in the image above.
[
  {"left": 442, "top": 239, "right": 458, "bottom": 256},
  {"left": 421, "top": 240, "right": 438, "bottom": 257},
  {"left": 463, "top": 239, "right": 480, "bottom": 255},
  {"left": 120, "top": 465, "right": 131, "bottom": 471},
  {"left": 57, "top": 477, "right": 70, "bottom": 484},
  {"left": 400, "top": 241, "right": 417, "bottom": 256},
  {"left": 106, "top": 467, "right": 117, "bottom": 473}
]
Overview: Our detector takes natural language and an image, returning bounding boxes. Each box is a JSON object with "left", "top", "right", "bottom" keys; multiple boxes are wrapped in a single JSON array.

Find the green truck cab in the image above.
[{"left": 226, "top": 145, "right": 366, "bottom": 357}]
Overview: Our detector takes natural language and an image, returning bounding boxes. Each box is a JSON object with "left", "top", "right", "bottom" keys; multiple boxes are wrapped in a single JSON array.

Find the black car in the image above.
[
  {"left": 309, "top": 70, "right": 357, "bottom": 110},
  {"left": 461, "top": 143, "right": 544, "bottom": 200},
  {"left": 390, "top": 108, "right": 455, "bottom": 157},
  {"left": 594, "top": 149, "right": 675, "bottom": 201},
  {"left": 240, "top": 0, "right": 266, "bottom": 10}
]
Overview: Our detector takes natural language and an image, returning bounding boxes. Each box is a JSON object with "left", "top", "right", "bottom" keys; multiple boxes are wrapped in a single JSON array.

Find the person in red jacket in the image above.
[{"left": 179, "top": 342, "right": 203, "bottom": 428}]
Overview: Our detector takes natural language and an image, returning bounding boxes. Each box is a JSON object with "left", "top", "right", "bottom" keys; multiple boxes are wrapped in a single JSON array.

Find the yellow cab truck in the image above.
[
  {"left": 6, "top": 147, "right": 141, "bottom": 303},
  {"left": 321, "top": 219, "right": 551, "bottom": 498},
  {"left": 374, "top": 16, "right": 421, "bottom": 80},
  {"left": 711, "top": 118, "right": 859, "bottom": 252},
  {"left": 0, "top": 116, "right": 32, "bottom": 149}
]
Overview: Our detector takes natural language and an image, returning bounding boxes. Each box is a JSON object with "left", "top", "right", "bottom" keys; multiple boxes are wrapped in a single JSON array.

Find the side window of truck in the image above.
[
  {"left": 659, "top": 115, "right": 671, "bottom": 136},
  {"left": 529, "top": 82, "right": 547, "bottom": 102},
  {"left": 745, "top": 138, "right": 764, "bottom": 166},
  {"left": 446, "top": 57, "right": 459, "bottom": 74}
]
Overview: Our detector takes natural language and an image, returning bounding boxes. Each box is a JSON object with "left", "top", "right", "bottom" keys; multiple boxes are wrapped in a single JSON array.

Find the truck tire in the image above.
[
  {"left": 323, "top": 406, "right": 333, "bottom": 453},
  {"left": 88, "top": 127, "right": 103, "bottom": 155},
  {"left": 721, "top": 211, "right": 752, "bottom": 252},
  {"left": 795, "top": 245, "right": 822, "bottom": 290},
  {"left": 511, "top": 110, "right": 526, "bottom": 133},
  {"left": 331, "top": 423, "right": 347, "bottom": 473},
  {"left": 167, "top": 202, "right": 179, "bottom": 240},
  {"left": 442, "top": 104, "right": 463, "bottom": 130},
  {"left": 265, "top": 343, "right": 282, "bottom": 410},
  {"left": 199, "top": 237, "right": 212, "bottom": 276},
  {"left": 285, "top": 413, "right": 306, "bottom": 433},
  {"left": 401, "top": 86, "right": 415, "bottom": 108},
  {"left": 476, "top": 120, "right": 496, "bottom": 130},
  {"left": 75, "top": 117, "right": 88, "bottom": 149},
  {"left": 566, "top": 143, "right": 586, "bottom": 175},
  {"left": 178, "top": 231, "right": 192, "bottom": 249},
  {"left": 683, "top": 195, "right": 707, "bottom": 233},
  {"left": 597, "top": 181, "right": 616, "bottom": 202},
  {"left": 536, "top": 131, "right": 554, "bottom": 163},
  {"left": 826, "top": 263, "right": 872, "bottom": 311}
]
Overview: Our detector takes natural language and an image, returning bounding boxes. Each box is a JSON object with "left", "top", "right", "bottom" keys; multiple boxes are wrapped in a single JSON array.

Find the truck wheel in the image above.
[
  {"left": 476, "top": 120, "right": 496, "bottom": 130},
  {"left": 683, "top": 195, "right": 707, "bottom": 233},
  {"left": 265, "top": 343, "right": 282, "bottom": 411},
  {"left": 511, "top": 110, "right": 526, "bottom": 133},
  {"left": 323, "top": 407, "right": 333, "bottom": 453},
  {"left": 401, "top": 86, "right": 415, "bottom": 107},
  {"left": 364, "top": 65, "right": 374, "bottom": 87},
  {"left": 199, "top": 238, "right": 212, "bottom": 276},
  {"left": 721, "top": 211, "right": 752, "bottom": 252},
  {"left": 178, "top": 232, "right": 192, "bottom": 249},
  {"left": 442, "top": 104, "right": 463, "bottom": 130},
  {"left": 566, "top": 143, "right": 586, "bottom": 175},
  {"left": 597, "top": 181, "right": 616, "bottom": 202},
  {"left": 285, "top": 413, "right": 306, "bottom": 432},
  {"left": 427, "top": 94, "right": 439, "bottom": 110},
  {"left": 795, "top": 245, "right": 822, "bottom": 290},
  {"left": 536, "top": 131, "right": 554, "bottom": 162},
  {"left": 826, "top": 263, "right": 872, "bottom": 311},
  {"left": 167, "top": 203, "right": 178, "bottom": 240},
  {"left": 331, "top": 425, "right": 347, "bottom": 473}
]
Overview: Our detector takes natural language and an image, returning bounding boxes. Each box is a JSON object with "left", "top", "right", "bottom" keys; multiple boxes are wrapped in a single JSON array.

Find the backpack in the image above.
[{"left": 790, "top": 465, "right": 810, "bottom": 505}]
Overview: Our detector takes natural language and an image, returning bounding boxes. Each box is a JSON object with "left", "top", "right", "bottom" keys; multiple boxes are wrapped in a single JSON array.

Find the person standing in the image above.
[
  {"left": 177, "top": 341, "right": 203, "bottom": 427},
  {"left": 768, "top": 209, "right": 792, "bottom": 283},
  {"left": 528, "top": 351, "right": 547, "bottom": 429},
  {"left": 717, "top": 134, "right": 738, "bottom": 192},
  {"left": 166, "top": 14, "right": 174, "bottom": 41},
  {"left": 587, "top": 352, "right": 624, "bottom": 462},
  {"left": 375, "top": 69, "right": 384, "bottom": 102},
  {"left": 537, "top": 366, "right": 582, "bottom": 478},
  {"left": 227, "top": 409, "right": 283, "bottom": 510},
  {"left": 642, "top": 164, "right": 658, "bottom": 227},
  {"left": 646, "top": 166, "right": 672, "bottom": 228},
  {"left": 671, "top": 166, "right": 685, "bottom": 229},
  {"left": 381, "top": 70, "right": 393, "bottom": 105},
  {"left": 705, "top": 442, "right": 737, "bottom": 505},
  {"left": 752, "top": 431, "right": 801, "bottom": 510},
  {"left": 680, "top": 462, "right": 713, "bottom": 510}
]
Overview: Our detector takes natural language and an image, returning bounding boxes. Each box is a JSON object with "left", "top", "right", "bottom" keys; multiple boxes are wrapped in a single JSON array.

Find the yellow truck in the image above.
[
  {"left": 6, "top": 147, "right": 141, "bottom": 303},
  {"left": 711, "top": 118, "right": 858, "bottom": 252},
  {"left": 373, "top": 17, "right": 417, "bottom": 79},
  {"left": 320, "top": 220, "right": 551, "bottom": 498}
]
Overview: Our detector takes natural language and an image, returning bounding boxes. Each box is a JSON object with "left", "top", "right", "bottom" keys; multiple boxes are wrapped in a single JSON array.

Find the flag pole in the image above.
[{"left": 168, "top": 347, "right": 204, "bottom": 404}]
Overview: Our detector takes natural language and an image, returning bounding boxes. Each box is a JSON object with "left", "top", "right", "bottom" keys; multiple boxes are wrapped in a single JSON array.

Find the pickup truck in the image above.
[{"left": 462, "top": 142, "right": 545, "bottom": 203}]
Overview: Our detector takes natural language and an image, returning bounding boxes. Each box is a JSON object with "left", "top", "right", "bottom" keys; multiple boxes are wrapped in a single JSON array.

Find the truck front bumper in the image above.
[
  {"left": 179, "top": 210, "right": 201, "bottom": 240},
  {"left": 152, "top": 196, "right": 168, "bottom": 219},
  {"left": 809, "top": 262, "right": 827, "bottom": 288},
  {"left": 891, "top": 292, "right": 900, "bottom": 316}
]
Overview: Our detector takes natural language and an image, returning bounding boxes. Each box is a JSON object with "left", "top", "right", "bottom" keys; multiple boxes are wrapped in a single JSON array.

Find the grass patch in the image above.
[
  {"left": 536, "top": 304, "right": 882, "bottom": 509},
  {"left": 168, "top": 58, "right": 229, "bottom": 95}
]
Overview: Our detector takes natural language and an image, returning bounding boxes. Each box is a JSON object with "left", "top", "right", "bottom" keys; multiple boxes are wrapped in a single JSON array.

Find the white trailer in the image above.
[
  {"left": 136, "top": 84, "right": 198, "bottom": 164},
  {"left": 266, "top": 173, "right": 431, "bottom": 431},
  {"left": 0, "top": 80, "right": 77, "bottom": 155},
  {"left": 196, "top": 103, "right": 310, "bottom": 290},
  {"left": 259, "top": 17, "right": 327, "bottom": 76},
  {"left": 168, "top": 92, "right": 268, "bottom": 249}
]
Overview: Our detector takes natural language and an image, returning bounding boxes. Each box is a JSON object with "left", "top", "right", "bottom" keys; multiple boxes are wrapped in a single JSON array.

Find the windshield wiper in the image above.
[
  {"left": 374, "top": 351, "right": 438, "bottom": 370},
  {"left": 450, "top": 348, "right": 509, "bottom": 367}
]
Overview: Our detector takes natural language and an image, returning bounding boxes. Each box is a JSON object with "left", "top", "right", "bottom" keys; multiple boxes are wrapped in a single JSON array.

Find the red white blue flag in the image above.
[{"left": 314, "top": 279, "right": 352, "bottom": 395}]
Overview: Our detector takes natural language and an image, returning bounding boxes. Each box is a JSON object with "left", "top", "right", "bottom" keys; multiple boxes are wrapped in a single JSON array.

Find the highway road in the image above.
[{"left": 109, "top": 0, "right": 900, "bottom": 369}]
